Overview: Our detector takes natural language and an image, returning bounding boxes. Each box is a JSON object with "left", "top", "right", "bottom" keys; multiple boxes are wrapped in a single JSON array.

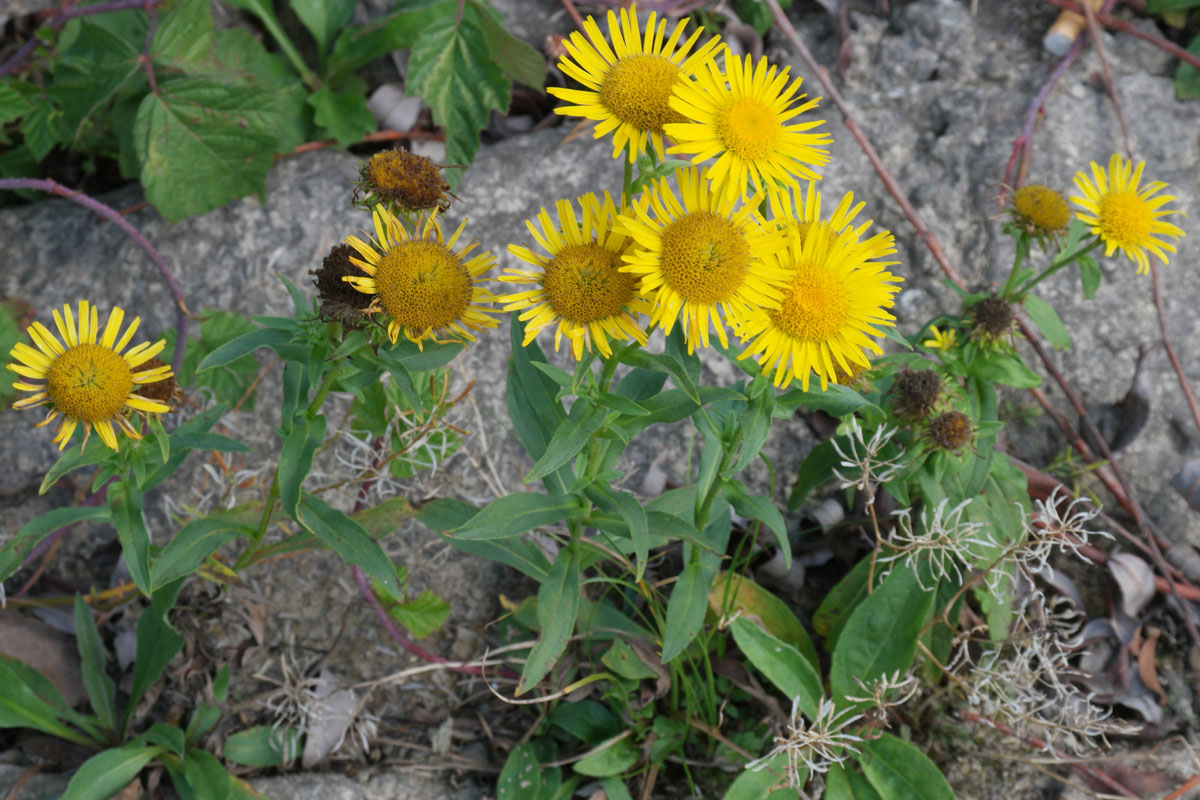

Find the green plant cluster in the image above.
[
  {"left": 1146, "top": 0, "right": 1200, "bottom": 98},
  {"left": 0, "top": 0, "right": 544, "bottom": 220}
]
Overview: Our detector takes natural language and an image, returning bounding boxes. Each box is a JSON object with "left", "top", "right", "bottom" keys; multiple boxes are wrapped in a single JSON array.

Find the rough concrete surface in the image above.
[{"left": 2, "top": 0, "right": 1199, "bottom": 797}]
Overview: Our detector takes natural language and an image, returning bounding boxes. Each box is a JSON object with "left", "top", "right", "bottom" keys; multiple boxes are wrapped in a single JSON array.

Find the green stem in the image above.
[
  {"left": 259, "top": 14, "right": 320, "bottom": 90},
  {"left": 1013, "top": 238, "right": 1102, "bottom": 299},
  {"left": 693, "top": 434, "right": 739, "bottom": 530},
  {"left": 998, "top": 233, "right": 1029, "bottom": 299},
  {"left": 306, "top": 361, "right": 348, "bottom": 418},
  {"left": 236, "top": 477, "right": 278, "bottom": 569},
  {"left": 622, "top": 157, "right": 634, "bottom": 204}
]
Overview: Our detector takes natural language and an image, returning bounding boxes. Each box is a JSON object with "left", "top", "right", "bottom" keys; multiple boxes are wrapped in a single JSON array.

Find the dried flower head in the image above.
[
  {"left": 1011, "top": 184, "right": 1071, "bottom": 235},
  {"left": 311, "top": 243, "right": 373, "bottom": 326},
  {"left": 831, "top": 417, "right": 904, "bottom": 495},
  {"left": 925, "top": 410, "right": 973, "bottom": 453},
  {"left": 361, "top": 149, "right": 451, "bottom": 212},
  {"left": 748, "top": 697, "right": 864, "bottom": 786},
  {"left": 971, "top": 296, "right": 1015, "bottom": 341},
  {"left": 889, "top": 367, "right": 942, "bottom": 422},
  {"left": 132, "top": 356, "right": 181, "bottom": 408},
  {"left": 880, "top": 498, "right": 991, "bottom": 590}
]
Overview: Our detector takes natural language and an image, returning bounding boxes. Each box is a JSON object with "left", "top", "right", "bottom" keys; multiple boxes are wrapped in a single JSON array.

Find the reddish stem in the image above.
[
  {"left": 0, "top": 0, "right": 161, "bottom": 78},
  {"left": 1150, "top": 262, "right": 1200, "bottom": 444},
  {"left": 0, "top": 178, "right": 188, "bottom": 375}
]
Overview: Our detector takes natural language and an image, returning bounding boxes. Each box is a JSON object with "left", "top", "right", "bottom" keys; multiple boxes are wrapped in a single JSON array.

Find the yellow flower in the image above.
[
  {"left": 738, "top": 190, "right": 901, "bottom": 391},
  {"left": 344, "top": 207, "right": 498, "bottom": 348},
  {"left": 1070, "top": 153, "right": 1186, "bottom": 274},
  {"left": 617, "top": 166, "right": 791, "bottom": 353},
  {"left": 922, "top": 325, "right": 957, "bottom": 351},
  {"left": 501, "top": 192, "right": 652, "bottom": 359},
  {"left": 547, "top": 4, "right": 720, "bottom": 163},
  {"left": 1010, "top": 184, "right": 1070, "bottom": 235},
  {"left": 7, "top": 301, "right": 173, "bottom": 451},
  {"left": 665, "top": 50, "right": 831, "bottom": 206}
]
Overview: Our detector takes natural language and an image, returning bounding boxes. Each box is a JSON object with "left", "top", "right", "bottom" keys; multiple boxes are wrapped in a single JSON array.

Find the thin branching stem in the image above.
[{"left": 1150, "top": 262, "right": 1200, "bottom": 444}]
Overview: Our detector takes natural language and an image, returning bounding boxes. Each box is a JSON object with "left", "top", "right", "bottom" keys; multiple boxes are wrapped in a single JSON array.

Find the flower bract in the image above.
[
  {"left": 344, "top": 208, "right": 499, "bottom": 348},
  {"left": 922, "top": 325, "right": 957, "bottom": 351},
  {"left": 738, "top": 190, "right": 901, "bottom": 390},
  {"left": 665, "top": 50, "right": 831, "bottom": 206},
  {"left": 617, "top": 166, "right": 790, "bottom": 353},
  {"left": 501, "top": 192, "right": 651, "bottom": 359},
  {"left": 1070, "top": 153, "right": 1186, "bottom": 274},
  {"left": 548, "top": 4, "right": 720, "bottom": 163},
  {"left": 7, "top": 301, "right": 173, "bottom": 451}
]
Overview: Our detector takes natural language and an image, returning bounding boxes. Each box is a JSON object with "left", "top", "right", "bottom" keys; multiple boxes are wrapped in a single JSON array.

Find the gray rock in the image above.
[{"left": 0, "top": 763, "right": 70, "bottom": 800}]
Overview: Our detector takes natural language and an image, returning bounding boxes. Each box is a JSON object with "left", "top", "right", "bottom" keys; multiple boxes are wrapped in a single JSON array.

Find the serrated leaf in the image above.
[
  {"left": 406, "top": 9, "right": 510, "bottom": 187},
  {"left": 291, "top": 0, "right": 355, "bottom": 55},
  {"left": 308, "top": 87, "right": 376, "bottom": 146},
  {"left": 0, "top": 81, "right": 32, "bottom": 125},
  {"left": 327, "top": 0, "right": 455, "bottom": 84},
  {"left": 152, "top": 0, "right": 215, "bottom": 69},
  {"left": 20, "top": 99, "right": 66, "bottom": 161},
  {"left": 472, "top": 0, "right": 545, "bottom": 89},
  {"left": 1176, "top": 33, "right": 1200, "bottom": 99},
  {"left": 134, "top": 77, "right": 278, "bottom": 221},
  {"left": 51, "top": 20, "right": 145, "bottom": 140},
  {"left": 386, "top": 589, "right": 451, "bottom": 639}
]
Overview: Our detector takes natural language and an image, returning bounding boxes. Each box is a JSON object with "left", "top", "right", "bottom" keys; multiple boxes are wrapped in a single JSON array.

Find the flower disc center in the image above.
[
  {"left": 46, "top": 343, "right": 133, "bottom": 423},
  {"left": 543, "top": 243, "right": 635, "bottom": 323},
  {"left": 769, "top": 264, "right": 852, "bottom": 342},
  {"left": 1012, "top": 185, "right": 1069, "bottom": 232},
  {"left": 600, "top": 54, "right": 683, "bottom": 133},
  {"left": 658, "top": 211, "right": 751, "bottom": 304},
  {"left": 717, "top": 97, "right": 780, "bottom": 161},
  {"left": 375, "top": 241, "right": 473, "bottom": 331},
  {"left": 1098, "top": 190, "right": 1153, "bottom": 245}
]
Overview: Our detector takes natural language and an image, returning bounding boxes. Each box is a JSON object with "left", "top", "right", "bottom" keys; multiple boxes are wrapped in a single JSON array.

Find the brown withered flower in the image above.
[
  {"left": 925, "top": 410, "right": 973, "bottom": 453},
  {"left": 360, "top": 149, "right": 451, "bottom": 212},
  {"left": 889, "top": 367, "right": 942, "bottom": 422},
  {"left": 311, "top": 243, "right": 372, "bottom": 327}
]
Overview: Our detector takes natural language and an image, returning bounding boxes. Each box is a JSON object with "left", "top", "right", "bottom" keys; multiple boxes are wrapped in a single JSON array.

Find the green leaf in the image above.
[
  {"left": 830, "top": 565, "right": 934, "bottom": 702},
  {"left": 1022, "top": 294, "right": 1070, "bottom": 349},
  {"left": 279, "top": 414, "right": 326, "bottom": 519},
  {"left": 308, "top": 87, "right": 376, "bottom": 146},
  {"left": 20, "top": 98, "right": 66, "bottom": 161},
  {"left": 786, "top": 440, "right": 838, "bottom": 511},
  {"left": 722, "top": 479, "right": 789, "bottom": 567},
  {"left": 150, "top": 512, "right": 253, "bottom": 590},
  {"left": 507, "top": 316, "right": 568, "bottom": 492},
  {"left": 600, "top": 640, "right": 658, "bottom": 681},
  {"left": 184, "top": 749, "right": 234, "bottom": 800},
  {"left": 585, "top": 486, "right": 648, "bottom": 580},
  {"left": 406, "top": 7, "right": 511, "bottom": 186},
  {"left": 51, "top": 20, "right": 144, "bottom": 140},
  {"left": 165, "top": 310, "right": 261, "bottom": 410},
  {"left": 0, "top": 656, "right": 100, "bottom": 738},
  {"left": 518, "top": 545, "right": 581, "bottom": 695},
  {"left": 573, "top": 737, "right": 639, "bottom": 777},
  {"left": 732, "top": 381, "right": 775, "bottom": 474},
  {"left": 722, "top": 752, "right": 801, "bottom": 799},
  {"left": 127, "top": 581, "right": 185, "bottom": 724},
  {"left": 60, "top": 744, "right": 167, "bottom": 800},
  {"left": 1175, "top": 32, "right": 1200, "bottom": 99},
  {"left": 290, "top": 0, "right": 354, "bottom": 54},
  {"left": 152, "top": 0, "right": 214, "bottom": 68},
  {"left": 526, "top": 398, "right": 607, "bottom": 483},
  {"left": 858, "top": 733, "right": 954, "bottom": 800},
  {"left": 472, "top": 0, "right": 545, "bottom": 89},
  {"left": 0, "top": 81, "right": 32, "bottom": 126},
  {"left": 134, "top": 77, "right": 278, "bottom": 222},
  {"left": 386, "top": 589, "right": 451, "bottom": 639},
  {"left": 709, "top": 572, "right": 818, "bottom": 667},
  {"left": 825, "top": 765, "right": 882, "bottom": 800},
  {"left": 968, "top": 349, "right": 1042, "bottom": 389},
  {"left": 730, "top": 618, "right": 822, "bottom": 718},
  {"left": 617, "top": 347, "right": 700, "bottom": 404},
  {"left": 422, "top": 498, "right": 552, "bottom": 580},
  {"left": 497, "top": 743, "right": 543, "bottom": 799},
  {"left": 550, "top": 700, "right": 622, "bottom": 744},
  {"left": 1078, "top": 254, "right": 1103, "bottom": 299},
  {"left": 1147, "top": 0, "right": 1200, "bottom": 10},
  {"left": 224, "top": 725, "right": 302, "bottom": 767},
  {"left": 109, "top": 481, "right": 152, "bottom": 595},
  {"left": 326, "top": 0, "right": 454, "bottom": 83},
  {"left": 74, "top": 596, "right": 117, "bottom": 733},
  {"left": 138, "top": 722, "right": 185, "bottom": 756},
  {"left": 196, "top": 327, "right": 291, "bottom": 373},
  {"left": 661, "top": 560, "right": 712, "bottom": 663},
  {"left": 296, "top": 493, "right": 402, "bottom": 597},
  {"left": 452, "top": 492, "right": 582, "bottom": 541},
  {"left": 186, "top": 703, "right": 221, "bottom": 743},
  {"left": 0, "top": 506, "right": 110, "bottom": 581},
  {"left": 0, "top": 661, "right": 94, "bottom": 744},
  {"left": 776, "top": 384, "right": 874, "bottom": 418}
]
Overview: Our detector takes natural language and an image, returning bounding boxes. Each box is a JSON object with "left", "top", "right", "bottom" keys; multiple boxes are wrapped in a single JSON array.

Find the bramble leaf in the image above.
[
  {"left": 308, "top": 87, "right": 376, "bottom": 146},
  {"left": 134, "top": 77, "right": 278, "bottom": 221}
]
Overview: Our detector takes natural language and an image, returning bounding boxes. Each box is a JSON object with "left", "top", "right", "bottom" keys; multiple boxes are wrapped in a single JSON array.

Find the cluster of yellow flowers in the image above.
[{"left": 5, "top": 6, "right": 1188, "bottom": 455}]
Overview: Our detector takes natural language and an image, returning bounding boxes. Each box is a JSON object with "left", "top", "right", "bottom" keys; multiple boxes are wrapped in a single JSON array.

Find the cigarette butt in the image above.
[{"left": 1043, "top": 0, "right": 1103, "bottom": 56}]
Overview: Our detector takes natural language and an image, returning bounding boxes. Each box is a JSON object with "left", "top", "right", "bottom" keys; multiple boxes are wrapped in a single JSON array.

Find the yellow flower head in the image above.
[
  {"left": 548, "top": 4, "right": 721, "bottom": 163},
  {"left": 7, "top": 301, "right": 173, "bottom": 451},
  {"left": 922, "top": 325, "right": 957, "bottom": 351},
  {"left": 738, "top": 190, "right": 902, "bottom": 391},
  {"left": 501, "top": 192, "right": 652, "bottom": 359},
  {"left": 617, "top": 166, "right": 791, "bottom": 354},
  {"left": 1070, "top": 153, "right": 1186, "bottom": 274},
  {"left": 344, "top": 207, "right": 499, "bottom": 348},
  {"left": 665, "top": 49, "right": 831, "bottom": 206}
]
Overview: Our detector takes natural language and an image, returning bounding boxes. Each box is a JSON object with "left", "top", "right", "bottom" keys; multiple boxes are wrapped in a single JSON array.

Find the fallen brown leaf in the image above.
[{"left": 1136, "top": 627, "right": 1167, "bottom": 706}]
